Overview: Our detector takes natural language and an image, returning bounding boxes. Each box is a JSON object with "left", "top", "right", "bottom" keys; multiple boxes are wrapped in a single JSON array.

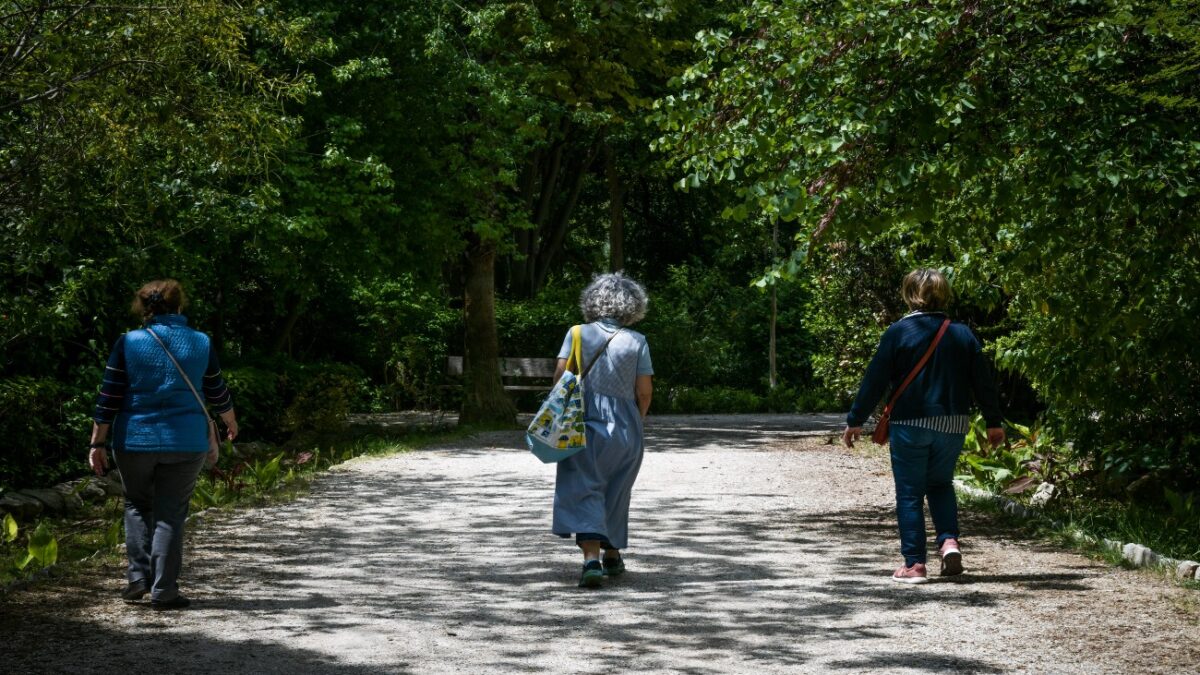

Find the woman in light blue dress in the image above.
[{"left": 552, "top": 273, "right": 654, "bottom": 588}]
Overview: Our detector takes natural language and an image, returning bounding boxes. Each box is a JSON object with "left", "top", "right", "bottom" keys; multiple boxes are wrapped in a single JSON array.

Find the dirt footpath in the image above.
[{"left": 2, "top": 414, "right": 1198, "bottom": 674}]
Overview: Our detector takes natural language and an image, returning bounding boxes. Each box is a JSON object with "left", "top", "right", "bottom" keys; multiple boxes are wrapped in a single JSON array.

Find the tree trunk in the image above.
[
  {"left": 270, "top": 296, "right": 304, "bottom": 356},
  {"left": 605, "top": 144, "right": 625, "bottom": 272},
  {"left": 769, "top": 221, "right": 779, "bottom": 389},
  {"left": 532, "top": 141, "right": 601, "bottom": 291},
  {"left": 460, "top": 235, "right": 517, "bottom": 426},
  {"left": 769, "top": 282, "right": 778, "bottom": 389},
  {"left": 211, "top": 279, "right": 225, "bottom": 355}
]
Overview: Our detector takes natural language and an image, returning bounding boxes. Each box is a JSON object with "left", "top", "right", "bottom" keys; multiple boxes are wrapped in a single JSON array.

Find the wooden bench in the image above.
[{"left": 446, "top": 356, "right": 558, "bottom": 392}]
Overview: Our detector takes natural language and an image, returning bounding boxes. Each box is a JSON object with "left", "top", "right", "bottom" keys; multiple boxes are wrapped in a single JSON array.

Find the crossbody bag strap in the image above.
[
  {"left": 881, "top": 318, "right": 951, "bottom": 416},
  {"left": 144, "top": 327, "right": 213, "bottom": 421},
  {"left": 579, "top": 326, "right": 624, "bottom": 379}
]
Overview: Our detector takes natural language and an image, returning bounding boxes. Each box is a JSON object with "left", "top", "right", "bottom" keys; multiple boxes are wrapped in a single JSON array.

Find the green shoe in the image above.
[
  {"left": 578, "top": 560, "right": 604, "bottom": 588},
  {"left": 602, "top": 555, "right": 625, "bottom": 577}
]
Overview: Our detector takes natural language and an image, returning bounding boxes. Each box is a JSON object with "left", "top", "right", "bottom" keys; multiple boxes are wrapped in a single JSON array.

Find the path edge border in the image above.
[{"left": 954, "top": 480, "right": 1200, "bottom": 582}]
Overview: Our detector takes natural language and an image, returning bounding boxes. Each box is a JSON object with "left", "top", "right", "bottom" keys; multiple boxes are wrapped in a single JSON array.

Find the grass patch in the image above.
[
  {"left": 1040, "top": 499, "right": 1200, "bottom": 562},
  {"left": 957, "top": 487, "right": 1200, "bottom": 589},
  {"left": 957, "top": 489, "right": 1127, "bottom": 566},
  {"left": 958, "top": 483, "right": 1200, "bottom": 564}
]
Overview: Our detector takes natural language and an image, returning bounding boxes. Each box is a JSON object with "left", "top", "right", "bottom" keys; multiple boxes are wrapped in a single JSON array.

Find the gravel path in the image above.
[{"left": 2, "top": 414, "right": 1199, "bottom": 674}]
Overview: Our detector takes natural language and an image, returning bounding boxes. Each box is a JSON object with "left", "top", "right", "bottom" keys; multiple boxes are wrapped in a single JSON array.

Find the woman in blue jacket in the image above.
[
  {"left": 842, "top": 269, "right": 1004, "bottom": 584},
  {"left": 87, "top": 279, "right": 238, "bottom": 609}
]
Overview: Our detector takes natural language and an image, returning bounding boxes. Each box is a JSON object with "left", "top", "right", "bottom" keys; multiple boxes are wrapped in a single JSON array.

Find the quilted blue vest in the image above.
[{"left": 112, "top": 314, "right": 211, "bottom": 452}]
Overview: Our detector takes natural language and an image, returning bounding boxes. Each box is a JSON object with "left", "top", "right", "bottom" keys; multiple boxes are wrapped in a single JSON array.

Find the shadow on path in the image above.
[{"left": 1, "top": 415, "right": 1196, "bottom": 674}]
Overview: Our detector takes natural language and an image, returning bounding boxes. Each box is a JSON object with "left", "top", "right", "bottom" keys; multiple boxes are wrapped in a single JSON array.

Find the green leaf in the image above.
[
  {"left": 27, "top": 522, "right": 58, "bottom": 567},
  {"left": 104, "top": 518, "right": 123, "bottom": 548},
  {"left": 2, "top": 513, "right": 17, "bottom": 543}
]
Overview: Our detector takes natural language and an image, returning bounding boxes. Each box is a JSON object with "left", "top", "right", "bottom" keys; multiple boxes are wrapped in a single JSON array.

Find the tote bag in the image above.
[{"left": 525, "top": 325, "right": 587, "bottom": 463}]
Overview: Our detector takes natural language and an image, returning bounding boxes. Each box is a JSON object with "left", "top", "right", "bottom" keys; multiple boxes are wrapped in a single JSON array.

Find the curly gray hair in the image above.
[{"left": 579, "top": 272, "right": 648, "bottom": 325}]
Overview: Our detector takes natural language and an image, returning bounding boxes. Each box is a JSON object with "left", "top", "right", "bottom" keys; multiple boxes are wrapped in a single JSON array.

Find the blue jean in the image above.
[
  {"left": 889, "top": 425, "right": 965, "bottom": 565},
  {"left": 114, "top": 451, "right": 206, "bottom": 601}
]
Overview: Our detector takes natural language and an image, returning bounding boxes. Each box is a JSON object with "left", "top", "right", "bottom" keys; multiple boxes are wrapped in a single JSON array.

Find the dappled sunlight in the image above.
[{"left": 3, "top": 417, "right": 1198, "bottom": 673}]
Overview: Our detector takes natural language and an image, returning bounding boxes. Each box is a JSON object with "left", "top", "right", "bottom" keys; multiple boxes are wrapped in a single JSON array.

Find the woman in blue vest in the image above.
[
  {"left": 842, "top": 269, "right": 1004, "bottom": 584},
  {"left": 87, "top": 279, "right": 238, "bottom": 609}
]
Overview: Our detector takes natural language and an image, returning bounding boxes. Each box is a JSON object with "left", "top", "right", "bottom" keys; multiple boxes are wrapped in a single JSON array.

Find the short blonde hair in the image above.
[{"left": 901, "top": 268, "right": 950, "bottom": 311}]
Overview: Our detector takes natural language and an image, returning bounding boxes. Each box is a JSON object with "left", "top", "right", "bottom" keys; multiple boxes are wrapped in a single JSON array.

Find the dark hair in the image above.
[{"left": 131, "top": 279, "right": 187, "bottom": 321}]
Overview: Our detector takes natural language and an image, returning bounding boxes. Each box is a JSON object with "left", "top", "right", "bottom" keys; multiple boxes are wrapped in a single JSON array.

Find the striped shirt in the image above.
[{"left": 891, "top": 415, "right": 971, "bottom": 435}]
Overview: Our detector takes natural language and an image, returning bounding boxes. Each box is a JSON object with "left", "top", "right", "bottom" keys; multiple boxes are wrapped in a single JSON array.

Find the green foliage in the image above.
[
  {"left": 2, "top": 514, "right": 17, "bottom": 544},
  {"left": 658, "top": 385, "right": 840, "bottom": 414},
  {"left": 223, "top": 367, "right": 286, "bottom": 439},
  {"left": 352, "top": 278, "right": 460, "bottom": 410},
  {"left": 800, "top": 241, "right": 906, "bottom": 402},
  {"left": 189, "top": 436, "right": 421, "bottom": 511},
  {"left": 1, "top": 1, "right": 314, "bottom": 374},
  {"left": 663, "top": 386, "right": 764, "bottom": 414},
  {"left": 957, "top": 415, "right": 1082, "bottom": 494},
  {"left": 248, "top": 453, "right": 285, "bottom": 494},
  {"left": 282, "top": 365, "right": 371, "bottom": 434},
  {"left": 496, "top": 288, "right": 581, "bottom": 358},
  {"left": 0, "top": 378, "right": 87, "bottom": 490},
  {"left": 103, "top": 518, "right": 123, "bottom": 550},
  {"left": 225, "top": 359, "right": 372, "bottom": 439},
  {"left": 638, "top": 262, "right": 815, "bottom": 391},
  {"left": 656, "top": 0, "right": 1200, "bottom": 483},
  {"left": 22, "top": 522, "right": 58, "bottom": 571}
]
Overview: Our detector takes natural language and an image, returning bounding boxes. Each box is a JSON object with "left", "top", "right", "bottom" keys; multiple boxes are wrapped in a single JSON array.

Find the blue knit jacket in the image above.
[
  {"left": 846, "top": 312, "right": 1003, "bottom": 429},
  {"left": 94, "top": 314, "right": 233, "bottom": 452}
]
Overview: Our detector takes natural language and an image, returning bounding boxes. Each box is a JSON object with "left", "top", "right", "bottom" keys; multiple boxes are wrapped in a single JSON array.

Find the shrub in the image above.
[
  {"left": 664, "top": 386, "right": 765, "bottom": 414},
  {"left": 283, "top": 365, "right": 371, "bottom": 434},
  {"left": 352, "top": 278, "right": 459, "bottom": 410},
  {"left": 223, "top": 358, "right": 374, "bottom": 440},
  {"left": 223, "top": 367, "right": 285, "bottom": 439},
  {"left": 0, "top": 377, "right": 84, "bottom": 490}
]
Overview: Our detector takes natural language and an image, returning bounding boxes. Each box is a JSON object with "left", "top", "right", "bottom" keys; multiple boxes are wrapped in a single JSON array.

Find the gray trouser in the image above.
[{"left": 114, "top": 451, "right": 206, "bottom": 601}]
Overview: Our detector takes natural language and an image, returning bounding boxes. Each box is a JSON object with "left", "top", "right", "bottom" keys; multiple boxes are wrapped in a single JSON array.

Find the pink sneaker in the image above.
[
  {"left": 891, "top": 562, "right": 929, "bottom": 584},
  {"left": 939, "top": 538, "right": 963, "bottom": 576}
]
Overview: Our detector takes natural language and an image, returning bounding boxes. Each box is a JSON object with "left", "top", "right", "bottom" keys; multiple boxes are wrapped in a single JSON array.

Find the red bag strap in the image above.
[{"left": 881, "top": 318, "right": 951, "bottom": 416}]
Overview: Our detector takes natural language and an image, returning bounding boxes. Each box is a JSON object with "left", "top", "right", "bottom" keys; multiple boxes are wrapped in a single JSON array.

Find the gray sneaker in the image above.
[{"left": 121, "top": 580, "right": 149, "bottom": 602}]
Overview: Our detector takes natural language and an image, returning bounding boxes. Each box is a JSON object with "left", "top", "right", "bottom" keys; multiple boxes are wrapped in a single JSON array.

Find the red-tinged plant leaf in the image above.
[
  {"left": 296, "top": 451, "right": 314, "bottom": 465},
  {"left": 1003, "top": 476, "right": 1038, "bottom": 494}
]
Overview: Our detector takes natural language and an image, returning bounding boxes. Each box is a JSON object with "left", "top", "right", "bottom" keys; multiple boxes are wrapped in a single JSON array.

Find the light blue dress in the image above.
[{"left": 552, "top": 319, "right": 653, "bottom": 549}]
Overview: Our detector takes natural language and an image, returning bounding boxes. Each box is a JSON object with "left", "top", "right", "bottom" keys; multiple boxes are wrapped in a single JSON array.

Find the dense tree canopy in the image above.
[
  {"left": 655, "top": 0, "right": 1200, "bottom": 476},
  {"left": 1, "top": 0, "right": 1198, "bottom": 495}
]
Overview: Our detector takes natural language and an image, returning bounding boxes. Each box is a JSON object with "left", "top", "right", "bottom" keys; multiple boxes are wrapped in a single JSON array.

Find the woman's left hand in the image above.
[
  {"left": 842, "top": 426, "right": 862, "bottom": 448},
  {"left": 219, "top": 411, "right": 239, "bottom": 441},
  {"left": 88, "top": 446, "right": 109, "bottom": 476}
]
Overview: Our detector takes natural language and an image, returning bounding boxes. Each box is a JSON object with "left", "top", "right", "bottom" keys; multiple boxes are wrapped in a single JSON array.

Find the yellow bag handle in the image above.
[{"left": 567, "top": 325, "right": 583, "bottom": 374}]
